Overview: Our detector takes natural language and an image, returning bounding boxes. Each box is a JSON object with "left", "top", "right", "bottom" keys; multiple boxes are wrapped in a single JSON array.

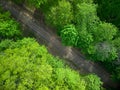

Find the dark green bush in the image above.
[
  {"left": 60, "top": 24, "right": 78, "bottom": 46},
  {"left": 95, "top": 0, "right": 120, "bottom": 29},
  {"left": 11, "top": 0, "right": 25, "bottom": 5}
]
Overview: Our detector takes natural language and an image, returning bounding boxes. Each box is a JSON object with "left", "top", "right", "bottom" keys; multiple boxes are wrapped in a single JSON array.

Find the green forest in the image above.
[
  {"left": 0, "top": 6, "right": 103, "bottom": 90},
  {"left": 0, "top": 0, "right": 120, "bottom": 90}
]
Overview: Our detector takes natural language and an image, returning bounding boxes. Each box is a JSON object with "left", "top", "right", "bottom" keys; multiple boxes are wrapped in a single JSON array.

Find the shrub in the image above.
[{"left": 60, "top": 24, "right": 78, "bottom": 46}]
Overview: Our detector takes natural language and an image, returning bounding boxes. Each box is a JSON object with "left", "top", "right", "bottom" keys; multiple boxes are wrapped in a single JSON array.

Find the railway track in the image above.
[{"left": 0, "top": 0, "right": 119, "bottom": 89}]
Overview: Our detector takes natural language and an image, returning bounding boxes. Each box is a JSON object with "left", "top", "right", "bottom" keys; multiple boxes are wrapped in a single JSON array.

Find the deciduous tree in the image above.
[
  {"left": 60, "top": 24, "right": 78, "bottom": 46},
  {"left": 45, "top": 0, "right": 73, "bottom": 29}
]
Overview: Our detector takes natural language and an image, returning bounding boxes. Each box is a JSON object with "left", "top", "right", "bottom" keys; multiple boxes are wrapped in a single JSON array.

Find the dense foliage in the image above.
[
  {"left": 45, "top": 0, "right": 73, "bottom": 30},
  {"left": 95, "top": 0, "right": 120, "bottom": 29},
  {"left": 0, "top": 38, "right": 103, "bottom": 90},
  {"left": 0, "top": 7, "right": 21, "bottom": 40},
  {"left": 40, "top": 0, "right": 118, "bottom": 62},
  {"left": 26, "top": 0, "right": 47, "bottom": 8},
  {"left": 60, "top": 24, "right": 78, "bottom": 46},
  {"left": 11, "top": 0, "right": 47, "bottom": 8}
]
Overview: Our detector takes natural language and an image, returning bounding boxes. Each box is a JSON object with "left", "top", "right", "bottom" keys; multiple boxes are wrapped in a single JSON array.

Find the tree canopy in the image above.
[
  {"left": 0, "top": 38, "right": 103, "bottom": 90},
  {"left": 0, "top": 8, "right": 21, "bottom": 40}
]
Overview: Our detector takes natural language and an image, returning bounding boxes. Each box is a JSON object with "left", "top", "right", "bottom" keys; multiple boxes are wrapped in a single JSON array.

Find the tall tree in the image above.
[
  {"left": 74, "top": 3, "right": 99, "bottom": 32},
  {"left": 45, "top": 0, "right": 73, "bottom": 29}
]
